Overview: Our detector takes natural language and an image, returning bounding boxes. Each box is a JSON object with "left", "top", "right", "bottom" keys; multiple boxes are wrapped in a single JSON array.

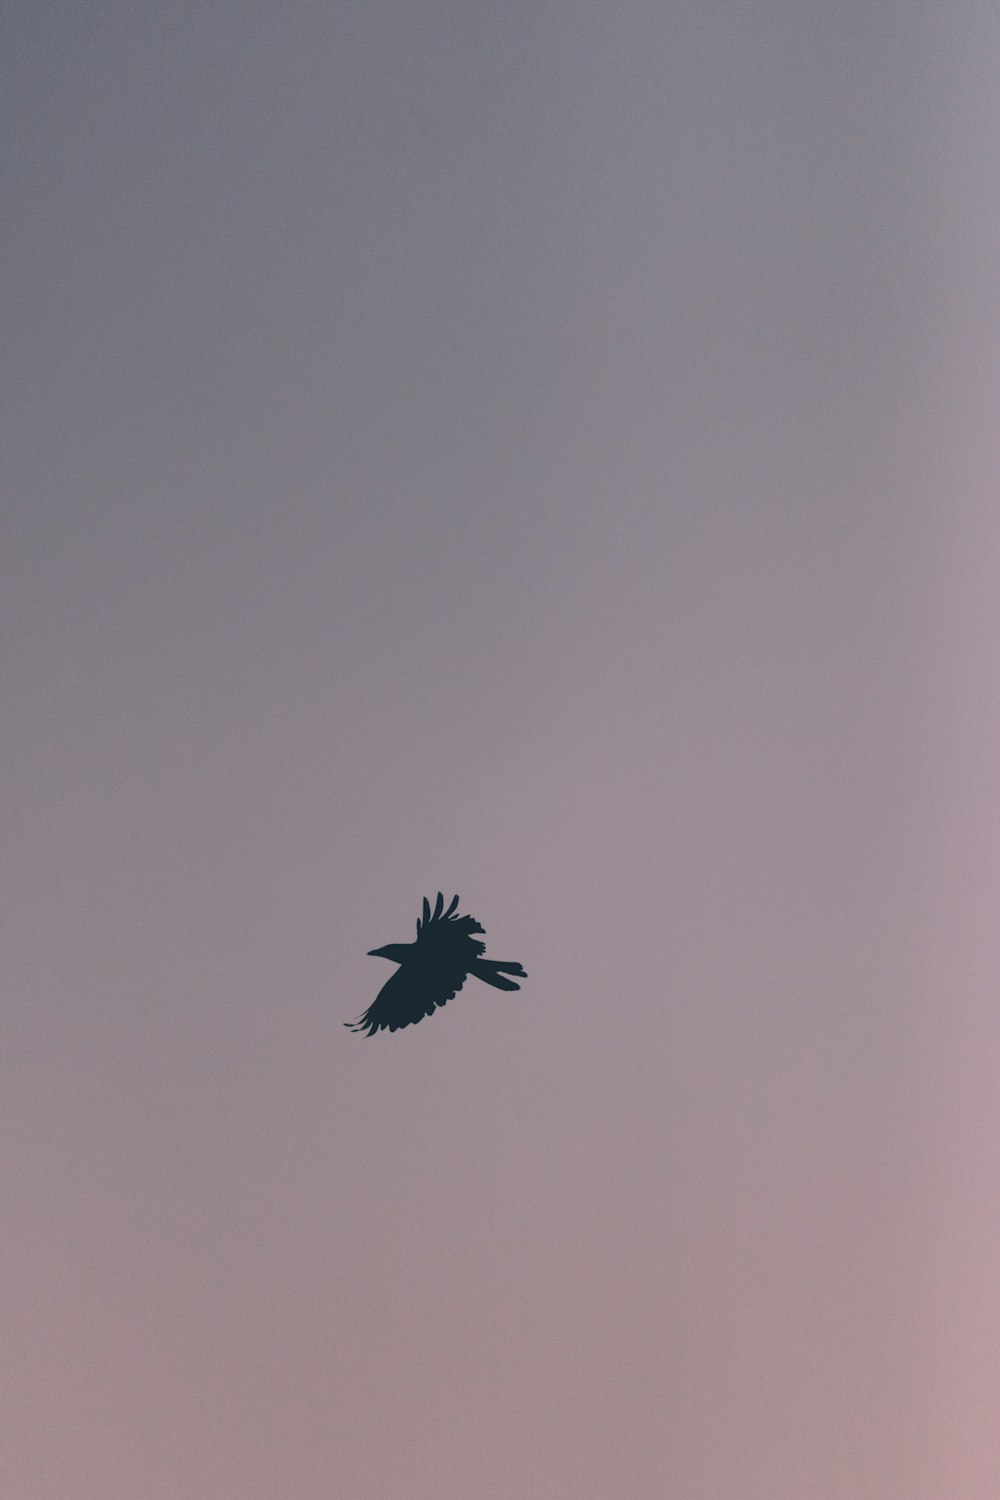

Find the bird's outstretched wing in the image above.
[
  {"left": 415, "top": 892, "right": 486, "bottom": 961},
  {"left": 344, "top": 958, "right": 470, "bottom": 1036},
  {"left": 416, "top": 891, "right": 459, "bottom": 933}
]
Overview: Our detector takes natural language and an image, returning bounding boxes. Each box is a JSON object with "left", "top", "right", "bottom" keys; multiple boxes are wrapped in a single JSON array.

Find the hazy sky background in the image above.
[{"left": 3, "top": 4, "right": 999, "bottom": 1496}]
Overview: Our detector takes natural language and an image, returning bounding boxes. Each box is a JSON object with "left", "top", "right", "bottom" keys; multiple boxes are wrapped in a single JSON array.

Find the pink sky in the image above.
[{"left": 3, "top": 4, "right": 999, "bottom": 1495}]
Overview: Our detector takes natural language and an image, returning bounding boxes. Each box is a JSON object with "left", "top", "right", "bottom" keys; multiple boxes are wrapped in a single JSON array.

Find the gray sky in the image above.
[{"left": 3, "top": 4, "right": 1000, "bottom": 1496}]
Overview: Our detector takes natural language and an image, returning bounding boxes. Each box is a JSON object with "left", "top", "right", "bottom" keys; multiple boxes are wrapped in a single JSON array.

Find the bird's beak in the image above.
[{"left": 367, "top": 947, "right": 385, "bottom": 958}]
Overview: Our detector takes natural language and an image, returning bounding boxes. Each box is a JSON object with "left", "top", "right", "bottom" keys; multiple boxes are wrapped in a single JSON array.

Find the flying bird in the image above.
[{"left": 345, "top": 892, "right": 527, "bottom": 1036}]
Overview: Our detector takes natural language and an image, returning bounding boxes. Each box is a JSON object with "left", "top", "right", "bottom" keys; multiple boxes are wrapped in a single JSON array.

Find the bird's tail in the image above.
[{"left": 469, "top": 958, "right": 527, "bottom": 992}]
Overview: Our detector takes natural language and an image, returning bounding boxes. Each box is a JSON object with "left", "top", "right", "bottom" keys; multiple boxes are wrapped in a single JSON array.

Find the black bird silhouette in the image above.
[{"left": 345, "top": 893, "right": 527, "bottom": 1036}]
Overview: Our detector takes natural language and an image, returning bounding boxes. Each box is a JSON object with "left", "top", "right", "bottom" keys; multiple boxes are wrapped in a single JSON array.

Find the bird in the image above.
[{"left": 345, "top": 892, "right": 527, "bottom": 1036}]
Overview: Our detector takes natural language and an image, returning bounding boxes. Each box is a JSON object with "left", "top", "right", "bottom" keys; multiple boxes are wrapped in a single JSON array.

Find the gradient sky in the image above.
[{"left": 3, "top": 4, "right": 999, "bottom": 1496}]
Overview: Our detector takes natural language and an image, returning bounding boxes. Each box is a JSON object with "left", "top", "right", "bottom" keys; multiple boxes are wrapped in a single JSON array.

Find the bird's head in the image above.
[{"left": 367, "top": 943, "right": 412, "bottom": 963}]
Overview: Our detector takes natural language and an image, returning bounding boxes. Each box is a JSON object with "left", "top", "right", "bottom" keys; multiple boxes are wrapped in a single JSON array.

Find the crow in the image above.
[{"left": 345, "top": 893, "right": 527, "bottom": 1036}]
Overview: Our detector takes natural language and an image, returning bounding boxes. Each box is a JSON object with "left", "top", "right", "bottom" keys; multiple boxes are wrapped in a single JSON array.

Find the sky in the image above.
[{"left": 3, "top": 3, "right": 1000, "bottom": 1496}]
